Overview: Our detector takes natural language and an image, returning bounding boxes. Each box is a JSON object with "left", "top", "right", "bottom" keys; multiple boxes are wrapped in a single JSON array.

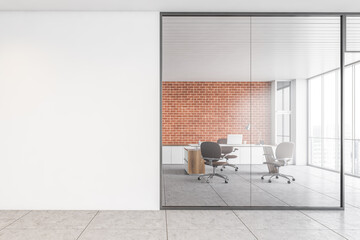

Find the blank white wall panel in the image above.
[{"left": 0, "top": 12, "right": 159, "bottom": 210}]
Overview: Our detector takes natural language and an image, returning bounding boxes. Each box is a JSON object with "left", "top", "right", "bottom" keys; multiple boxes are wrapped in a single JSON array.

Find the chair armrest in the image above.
[
  {"left": 263, "top": 162, "right": 282, "bottom": 167},
  {"left": 275, "top": 158, "right": 292, "bottom": 166},
  {"left": 204, "top": 157, "right": 221, "bottom": 161},
  {"left": 203, "top": 157, "right": 221, "bottom": 166},
  {"left": 275, "top": 158, "right": 292, "bottom": 161}
]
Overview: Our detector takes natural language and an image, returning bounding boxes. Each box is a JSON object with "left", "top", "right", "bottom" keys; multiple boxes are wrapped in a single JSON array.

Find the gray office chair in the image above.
[
  {"left": 261, "top": 142, "right": 295, "bottom": 184},
  {"left": 217, "top": 138, "right": 239, "bottom": 171},
  {"left": 198, "top": 142, "right": 229, "bottom": 183}
]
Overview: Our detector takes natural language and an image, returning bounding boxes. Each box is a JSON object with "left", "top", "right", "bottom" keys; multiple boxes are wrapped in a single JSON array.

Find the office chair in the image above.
[
  {"left": 217, "top": 138, "right": 239, "bottom": 171},
  {"left": 261, "top": 142, "right": 295, "bottom": 184},
  {"left": 198, "top": 142, "right": 229, "bottom": 183}
]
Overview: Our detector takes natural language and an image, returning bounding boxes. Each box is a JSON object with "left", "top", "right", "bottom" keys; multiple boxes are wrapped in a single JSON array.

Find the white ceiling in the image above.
[
  {"left": 163, "top": 16, "right": 360, "bottom": 82},
  {"left": 1, "top": 0, "right": 360, "bottom": 11}
]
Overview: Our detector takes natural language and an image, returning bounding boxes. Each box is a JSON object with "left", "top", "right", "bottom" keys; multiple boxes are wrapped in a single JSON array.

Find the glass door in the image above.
[
  {"left": 161, "top": 16, "right": 252, "bottom": 207},
  {"left": 250, "top": 16, "right": 341, "bottom": 207}
]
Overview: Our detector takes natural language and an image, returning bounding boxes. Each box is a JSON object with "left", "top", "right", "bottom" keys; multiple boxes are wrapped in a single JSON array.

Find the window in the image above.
[
  {"left": 276, "top": 81, "right": 292, "bottom": 143},
  {"left": 340, "top": 62, "right": 360, "bottom": 176},
  {"left": 308, "top": 70, "right": 341, "bottom": 171},
  {"left": 309, "top": 62, "right": 360, "bottom": 176}
]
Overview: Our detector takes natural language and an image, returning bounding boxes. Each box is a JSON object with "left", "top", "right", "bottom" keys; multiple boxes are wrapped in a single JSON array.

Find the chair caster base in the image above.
[
  {"left": 235, "top": 167, "right": 238, "bottom": 171},
  {"left": 292, "top": 178, "right": 295, "bottom": 181},
  {"left": 268, "top": 180, "right": 271, "bottom": 183},
  {"left": 287, "top": 180, "right": 291, "bottom": 184},
  {"left": 198, "top": 176, "right": 201, "bottom": 180},
  {"left": 225, "top": 180, "right": 229, "bottom": 183},
  {"left": 261, "top": 177, "right": 264, "bottom": 180},
  {"left": 220, "top": 168, "right": 223, "bottom": 171},
  {"left": 276, "top": 176, "right": 279, "bottom": 179}
]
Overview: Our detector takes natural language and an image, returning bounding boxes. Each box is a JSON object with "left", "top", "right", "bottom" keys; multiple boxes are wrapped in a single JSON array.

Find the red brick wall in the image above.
[{"left": 162, "top": 82, "right": 272, "bottom": 145}]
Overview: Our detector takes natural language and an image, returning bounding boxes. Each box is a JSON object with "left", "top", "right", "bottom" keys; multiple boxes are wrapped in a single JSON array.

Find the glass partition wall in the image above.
[
  {"left": 161, "top": 16, "right": 252, "bottom": 207},
  {"left": 161, "top": 14, "right": 345, "bottom": 209},
  {"left": 343, "top": 17, "right": 360, "bottom": 178}
]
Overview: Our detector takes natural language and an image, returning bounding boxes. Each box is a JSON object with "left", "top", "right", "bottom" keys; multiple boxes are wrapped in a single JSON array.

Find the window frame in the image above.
[
  {"left": 276, "top": 81, "right": 292, "bottom": 144},
  {"left": 307, "top": 61, "right": 360, "bottom": 177}
]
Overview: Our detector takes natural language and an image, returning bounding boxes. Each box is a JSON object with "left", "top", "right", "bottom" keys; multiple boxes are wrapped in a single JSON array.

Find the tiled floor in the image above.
[
  {"left": 1, "top": 209, "right": 360, "bottom": 239},
  {"left": 162, "top": 164, "right": 357, "bottom": 207},
  {"left": 1, "top": 165, "right": 359, "bottom": 239}
]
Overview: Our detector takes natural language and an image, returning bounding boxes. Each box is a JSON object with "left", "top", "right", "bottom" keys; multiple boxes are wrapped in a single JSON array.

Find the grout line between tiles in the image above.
[
  {"left": 279, "top": 166, "right": 360, "bottom": 209},
  {"left": 232, "top": 210, "right": 258, "bottom": 240},
  {"left": 163, "top": 168, "right": 167, "bottom": 206},
  {"left": 283, "top": 175, "right": 343, "bottom": 204},
  {"left": 345, "top": 202, "right": 360, "bottom": 210},
  {"left": 300, "top": 210, "right": 349, "bottom": 240},
  {"left": 287, "top": 166, "right": 360, "bottom": 203},
  {"left": 208, "top": 181, "right": 229, "bottom": 206},
  {"left": 293, "top": 166, "right": 359, "bottom": 192},
  {"left": 0, "top": 210, "right": 32, "bottom": 231},
  {"left": 76, "top": 211, "right": 99, "bottom": 240},
  {"left": 235, "top": 170, "right": 290, "bottom": 207}
]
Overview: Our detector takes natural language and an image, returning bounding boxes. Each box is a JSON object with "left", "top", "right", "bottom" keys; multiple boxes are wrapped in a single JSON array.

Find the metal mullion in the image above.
[
  {"left": 335, "top": 70, "right": 341, "bottom": 171},
  {"left": 308, "top": 79, "right": 311, "bottom": 165},
  {"left": 352, "top": 65, "right": 356, "bottom": 175},
  {"left": 340, "top": 15, "right": 346, "bottom": 208},
  {"left": 321, "top": 75, "right": 325, "bottom": 169},
  {"left": 309, "top": 136, "right": 343, "bottom": 140}
]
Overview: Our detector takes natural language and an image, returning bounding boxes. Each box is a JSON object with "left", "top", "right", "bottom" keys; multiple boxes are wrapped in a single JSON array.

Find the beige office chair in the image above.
[
  {"left": 261, "top": 142, "right": 295, "bottom": 184},
  {"left": 217, "top": 138, "right": 239, "bottom": 171}
]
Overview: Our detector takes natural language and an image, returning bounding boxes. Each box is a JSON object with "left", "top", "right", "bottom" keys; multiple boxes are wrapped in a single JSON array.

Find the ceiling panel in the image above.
[
  {"left": 163, "top": 16, "right": 359, "bottom": 82},
  {"left": 163, "top": 17, "right": 251, "bottom": 81},
  {"left": 346, "top": 16, "right": 360, "bottom": 51}
]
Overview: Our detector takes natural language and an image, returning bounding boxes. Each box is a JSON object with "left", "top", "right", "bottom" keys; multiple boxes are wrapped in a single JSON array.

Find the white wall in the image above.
[{"left": 0, "top": 12, "right": 160, "bottom": 210}]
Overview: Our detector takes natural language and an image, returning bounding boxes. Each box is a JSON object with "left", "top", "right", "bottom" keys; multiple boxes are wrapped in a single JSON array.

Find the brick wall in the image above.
[{"left": 162, "top": 81, "right": 272, "bottom": 145}]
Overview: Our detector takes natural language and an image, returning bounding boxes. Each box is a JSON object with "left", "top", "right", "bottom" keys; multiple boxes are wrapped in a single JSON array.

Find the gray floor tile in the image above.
[
  {"left": 0, "top": 211, "right": 29, "bottom": 229},
  {"left": 342, "top": 192, "right": 360, "bottom": 208},
  {"left": 88, "top": 211, "right": 166, "bottom": 229},
  {"left": 302, "top": 207, "right": 360, "bottom": 229},
  {"left": 79, "top": 229, "right": 167, "bottom": 240},
  {"left": 234, "top": 210, "right": 326, "bottom": 230},
  {"left": 0, "top": 229, "right": 82, "bottom": 240},
  {"left": 250, "top": 192, "right": 288, "bottom": 206},
  {"left": 208, "top": 177, "right": 260, "bottom": 193},
  {"left": 165, "top": 190, "right": 227, "bottom": 206},
  {"left": 253, "top": 229, "right": 346, "bottom": 240},
  {"left": 8, "top": 211, "right": 96, "bottom": 229},
  {"left": 166, "top": 210, "right": 246, "bottom": 230},
  {"left": 269, "top": 191, "right": 340, "bottom": 207},
  {"left": 164, "top": 179, "right": 227, "bottom": 206},
  {"left": 162, "top": 165, "right": 343, "bottom": 207},
  {"left": 167, "top": 229, "right": 256, "bottom": 240},
  {"left": 332, "top": 229, "right": 360, "bottom": 240}
]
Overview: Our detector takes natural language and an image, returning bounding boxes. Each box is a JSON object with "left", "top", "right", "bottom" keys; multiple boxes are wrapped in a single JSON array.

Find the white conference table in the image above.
[
  {"left": 188, "top": 143, "right": 275, "bottom": 164},
  {"left": 188, "top": 143, "right": 274, "bottom": 147}
]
